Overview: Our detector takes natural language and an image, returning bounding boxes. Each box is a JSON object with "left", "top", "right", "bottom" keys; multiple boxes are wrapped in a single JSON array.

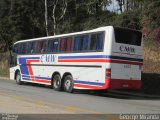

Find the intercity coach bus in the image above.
[{"left": 9, "top": 26, "right": 143, "bottom": 93}]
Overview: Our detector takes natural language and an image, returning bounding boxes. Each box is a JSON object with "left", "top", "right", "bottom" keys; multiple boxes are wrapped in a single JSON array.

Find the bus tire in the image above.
[
  {"left": 52, "top": 74, "right": 62, "bottom": 91},
  {"left": 63, "top": 75, "right": 74, "bottom": 93},
  {"left": 15, "top": 71, "right": 22, "bottom": 85}
]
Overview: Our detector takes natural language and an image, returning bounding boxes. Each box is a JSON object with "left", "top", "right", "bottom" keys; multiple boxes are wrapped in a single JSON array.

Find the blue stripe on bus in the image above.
[
  {"left": 19, "top": 57, "right": 40, "bottom": 64},
  {"left": 22, "top": 75, "right": 51, "bottom": 81},
  {"left": 22, "top": 75, "right": 30, "bottom": 78},
  {"left": 22, "top": 77, "right": 31, "bottom": 80},
  {"left": 20, "top": 65, "right": 29, "bottom": 75},
  {"left": 19, "top": 57, "right": 40, "bottom": 78},
  {"left": 35, "top": 76, "right": 51, "bottom": 80},
  {"left": 74, "top": 80, "right": 104, "bottom": 86}
]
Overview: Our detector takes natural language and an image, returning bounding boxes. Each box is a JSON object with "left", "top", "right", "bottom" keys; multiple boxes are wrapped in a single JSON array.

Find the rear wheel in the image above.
[
  {"left": 52, "top": 74, "right": 62, "bottom": 91},
  {"left": 15, "top": 71, "right": 22, "bottom": 85},
  {"left": 63, "top": 75, "right": 74, "bottom": 93}
]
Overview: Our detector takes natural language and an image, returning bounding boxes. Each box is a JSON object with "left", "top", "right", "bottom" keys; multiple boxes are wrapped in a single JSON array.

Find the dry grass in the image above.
[
  {"left": 0, "top": 52, "right": 9, "bottom": 77},
  {"left": 142, "top": 40, "right": 160, "bottom": 95},
  {"left": 143, "top": 40, "right": 160, "bottom": 73}
]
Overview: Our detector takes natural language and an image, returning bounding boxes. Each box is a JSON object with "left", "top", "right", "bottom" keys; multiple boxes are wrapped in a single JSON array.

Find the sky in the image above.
[{"left": 106, "top": 0, "right": 119, "bottom": 13}]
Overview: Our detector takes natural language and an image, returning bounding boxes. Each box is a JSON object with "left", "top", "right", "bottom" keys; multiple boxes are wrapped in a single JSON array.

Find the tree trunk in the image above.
[
  {"left": 53, "top": 16, "right": 56, "bottom": 35},
  {"left": 45, "top": 0, "right": 49, "bottom": 36}
]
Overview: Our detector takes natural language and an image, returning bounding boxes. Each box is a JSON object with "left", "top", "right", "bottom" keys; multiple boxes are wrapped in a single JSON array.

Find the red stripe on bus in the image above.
[
  {"left": 34, "top": 79, "right": 51, "bottom": 83},
  {"left": 111, "top": 59, "right": 143, "bottom": 65},
  {"left": 74, "top": 79, "right": 141, "bottom": 90},
  {"left": 26, "top": 60, "right": 40, "bottom": 81},
  {"left": 58, "top": 59, "right": 110, "bottom": 62},
  {"left": 74, "top": 84, "right": 102, "bottom": 89},
  {"left": 74, "top": 79, "right": 110, "bottom": 90}
]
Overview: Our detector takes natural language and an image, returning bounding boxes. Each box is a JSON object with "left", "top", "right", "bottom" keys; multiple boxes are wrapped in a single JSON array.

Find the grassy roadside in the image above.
[
  {"left": 0, "top": 52, "right": 9, "bottom": 77},
  {"left": 142, "top": 40, "right": 160, "bottom": 95},
  {"left": 143, "top": 40, "right": 160, "bottom": 73}
]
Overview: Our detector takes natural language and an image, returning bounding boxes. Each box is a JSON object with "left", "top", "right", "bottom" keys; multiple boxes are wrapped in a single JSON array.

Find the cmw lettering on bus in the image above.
[
  {"left": 41, "top": 54, "right": 55, "bottom": 63},
  {"left": 120, "top": 45, "right": 135, "bottom": 53}
]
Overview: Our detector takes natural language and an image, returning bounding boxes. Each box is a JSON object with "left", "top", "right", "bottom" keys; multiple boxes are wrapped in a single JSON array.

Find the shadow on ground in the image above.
[
  {"left": 21, "top": 73, "right": 160, "bottom": 100},
  {"left": 142, "top": 73, "right": 160, "bottom": 95}
]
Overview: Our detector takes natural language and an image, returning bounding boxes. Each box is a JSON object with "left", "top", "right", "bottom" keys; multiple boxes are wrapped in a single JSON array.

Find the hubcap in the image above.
[
  {"left": 16, "top": 74, "right": 20, "bottom": 82},
  {"left": 54, "top": 79, "right": 59, "bottom": 88},
  {"left": 65, "top": 80, "right": 71, "bottom": 90}
]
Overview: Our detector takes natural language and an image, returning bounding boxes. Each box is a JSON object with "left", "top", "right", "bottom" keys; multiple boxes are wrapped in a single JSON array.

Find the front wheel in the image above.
[
  {"left": 63, "top": 75, "right": 74, "bottom": 93},
  {"left": 15, "top": 71, "right": 22, "bottom": 85}
]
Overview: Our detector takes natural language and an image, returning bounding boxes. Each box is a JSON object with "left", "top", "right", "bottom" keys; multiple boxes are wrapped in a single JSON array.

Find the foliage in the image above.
[
  {"left": 0, "top": 0, "right": 160, "bottom": 47},
  {"left": 113, "top": 9, "right": 142, "bottom": 29},
  {"left": 142, "top": 0, "right": 160, "bottom": 43}
]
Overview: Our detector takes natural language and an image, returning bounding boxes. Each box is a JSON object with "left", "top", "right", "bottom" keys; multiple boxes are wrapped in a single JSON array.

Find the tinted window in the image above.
[
  {"left": 73, "top": 35, "right": 89, "bottom": 51},
  {"left": 27, "top": 42, "right": 36, "bottom": 54},
  {"left": 19, "top": 43, "right": 27, "bottom": 54},
  {"left": 13, "top": 43, "right": 19, "bottom": 53},
  {"left": 36, "top": 41, "right": 42, "bottom": 53},
  {"left": 41, "top": 41, "right": 47, "bottom": 53},
  {"left": 81, "top": 35, "right": 89, "bottom": 50},
  {"left": 90, "top": 34, "right": 97, "bottom": 50},
  {"left": 66, "top": 37, "right": 72, "bottom": 52},
  {"left": 36, "top": 40, "right": 47, "bottom": 53},
  {"left": 60, "top": 38, "right": 67, "bottom": 52},
  {"left": 47, "top": 39, "right": 59, "bottom": 53},
  {"left": 73, "top": 36, "right": 80, "bottom": 51},
  {"left": 96, "top": 33, "right": 104, "bottom": 50},
  {"left": 114, "top": 27, "right": 142, "bottom": 46},
  {"left": 90, "top": 33, "right": 104, "bottom": 51}
]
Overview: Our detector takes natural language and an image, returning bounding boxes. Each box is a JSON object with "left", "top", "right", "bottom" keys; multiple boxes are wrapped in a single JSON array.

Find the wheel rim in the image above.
[
  {"left": 65, "top": 79, "right": 71, "bottom": 91},
  {"left": 16, "top": 74, "right": 20, "bottom": 82},
  {"left": 54, "top": 79, "right": 60, "bottom": 88}
]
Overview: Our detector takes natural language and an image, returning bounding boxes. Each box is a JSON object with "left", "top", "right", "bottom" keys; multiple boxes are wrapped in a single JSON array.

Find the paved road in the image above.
[{"left": 0, "top": 78, "right": 160, "bottom": 114}]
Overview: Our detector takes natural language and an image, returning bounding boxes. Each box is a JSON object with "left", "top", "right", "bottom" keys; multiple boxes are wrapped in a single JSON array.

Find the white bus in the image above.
[{"left": 9, "top": 26, "right": 143, "bottom": 93}]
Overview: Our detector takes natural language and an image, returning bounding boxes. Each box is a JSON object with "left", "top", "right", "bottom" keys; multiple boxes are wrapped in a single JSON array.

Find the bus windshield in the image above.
[{"left": 114, "top": 27, "right": 142, "bottom": 46}]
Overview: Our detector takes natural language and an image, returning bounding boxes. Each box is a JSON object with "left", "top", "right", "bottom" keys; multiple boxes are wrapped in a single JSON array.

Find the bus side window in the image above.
[
  {"left": 13, "top": 44, "right": 19, "bottom": 54},
  {"left": 81, "top": 35, "right": 89, "bottom": 51},
  {"left": 53, "top": 39, "right": 59, "bottom": 52},
  {"left": 47, "top": 40, "right": 53, "bottom": 52},
  {"left": 90, "top": 33, "right": 104, "bottom": 51},
  {"left": 73, "top": 36, "right": 80, "bottom": 51},
  {"left": 41, "top": 41, "right": 47, "bottom": 53},
  {"left": 96, "top": 33, "right": 104, "bottom": 50},
  {"left": 60, "top": 38, "right": 66, "bottom": 52},
  {"left": 18, "top": 43, "right": 27, "bottom": 54},
  {"left": 47, "top": 39, "right": 59, "bottom": 53},
  {"left": 27, "top": 42, "right": 32, "bottom": 54},
  {"left": 90, "top": 34, "right": 97, "bottom": 50},
  {"left": 66, "top": 37, "right": 72, "bottom": 52},
  {"left": 22, "top": 43, "right": 27, "bottom": 54},
  {"left": 18, "top": 43, "right": 22, "bottom": 54},
  {"left": 29, "top": 42, "right": 36, "bottom": 54},
  {"left": 36, "top": 41, "right": 43, "bottom": 53}
]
